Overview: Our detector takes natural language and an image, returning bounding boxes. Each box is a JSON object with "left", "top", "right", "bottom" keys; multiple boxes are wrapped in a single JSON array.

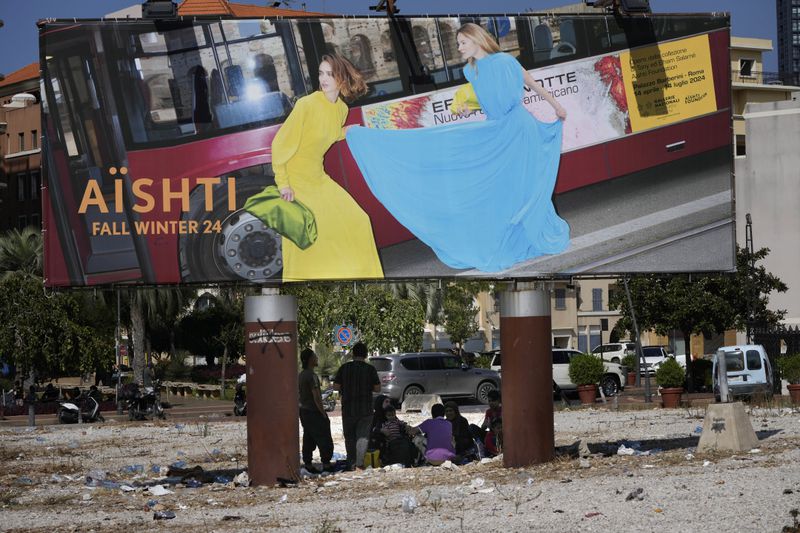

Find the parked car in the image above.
[
  {"left": 488, "top": 348, "right": 625, "bottom": 397},
  {"left": 370, "top": 352, "right": 501, "bottom": 404},
  {"left": 554, "top": 348, "right": 626, "bottom": 397},
  {"left": 712, "top": 345, "right": 773, "bottom": 400},
  {"left": 591, "top": 342, "right": 636, "bottom": 363},
  {"left": 639, "top": 346, "right": 672, "bottom": 374}
]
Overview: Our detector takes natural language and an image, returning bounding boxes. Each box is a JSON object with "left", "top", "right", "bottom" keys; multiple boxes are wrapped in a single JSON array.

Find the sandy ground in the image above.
[{"left": 1, "top": 404, "right": 799, "bottom": 532}]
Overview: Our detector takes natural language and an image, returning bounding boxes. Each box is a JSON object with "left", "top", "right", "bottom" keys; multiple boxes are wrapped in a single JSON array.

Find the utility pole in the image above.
[{"left": 744, "top": 213, "right": 756, "bottom": 344}]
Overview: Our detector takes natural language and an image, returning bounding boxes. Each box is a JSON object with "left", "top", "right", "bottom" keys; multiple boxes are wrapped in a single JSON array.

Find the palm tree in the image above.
[
  {"left": 128, "top": 287, "right": 194, "bottom": 385},
  {"left": 0, "top": 227, "right": 42, "bottom": 278},
  {"left": 389, "top": 281, "right": 444, "bottom": 347}
]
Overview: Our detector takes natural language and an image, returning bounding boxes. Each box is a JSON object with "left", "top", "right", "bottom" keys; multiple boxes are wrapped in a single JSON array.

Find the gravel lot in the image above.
[{"left": 1, "top": 404, "right": 799, "bottom": 532}]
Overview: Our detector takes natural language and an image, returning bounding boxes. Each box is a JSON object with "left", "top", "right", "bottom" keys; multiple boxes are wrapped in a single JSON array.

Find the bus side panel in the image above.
[
  {"left": 709, "top": 29, "right": 732, "bottom": 110},
  {"left": 554, "top": 144, "right": 608, "bottom": 194}
]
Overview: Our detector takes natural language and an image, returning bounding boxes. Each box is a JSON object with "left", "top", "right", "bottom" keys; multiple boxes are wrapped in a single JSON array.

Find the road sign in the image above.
[{"left": 334, "top": 325, "right": 356, "bottom": 347}]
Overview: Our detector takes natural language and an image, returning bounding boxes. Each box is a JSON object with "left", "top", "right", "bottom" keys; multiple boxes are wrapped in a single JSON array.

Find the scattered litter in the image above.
[
  {"left": 526, "top": 478, "right": 534, "bottom": 486},
  {"left": 579, "top": 459, "right": 591, "bottom": 469},
  {"left": 214, "top": 475, "right": 232, "bottom": 484},
  {"left": 178, "top": 504, "right": 188, "bottom": 510},
  {"left": 439, "top": 460, "right": 457, "bottom": 470},
  {"left": 654, "top": 508, "right": 663, "bottom": 513},
  {"left": 279, "top": 494, "right": 288, "bottom": 504},
  {"left": 170, "top": 460, "right": 187, "bottom": 469},
  {"left": 50, "top": 474, "right": 63, "bottom": 483},
  {"left": 153, "top": 510, "right": 176, "bottom": 520},
  {"left": 35, "top": 436, "right": 46, "bottom": 442},
  {"left": 477, "top": 488, "right": 495, "bottom": 494},
  {"left": 100, "top": 480, "right": 121, "bottom": 489},
  {"left": 383, "top": 463, "right": 403, "bottom": 471},
  {"left": 174, "top": 424, "right": 185, "bottom": 430},
  {"left": 578, "top": 439, "right": 592, "bottom": 458},
  {"left": 617, "top": 444, "right": 636, "bottom": 456},
  {"left": 222, "top": 516, "right": 242, "bottom": 521},
  {"left": 87, "top": 469, "right": 107, "bottom": 481},
  {"left": 233, "top": 472, "right": 250, "bottom": 487},
  {"left": 784, "top": 489, "right": 794, "bottom": 494},
  {"left": 121, "top": 465, "right": 144, "bottom": 474},
  {"left": 642, "top": 465, "right": 655, "bottom": 469},
  {"left": 553, "top": 509, "right": 564, "bottom": 513},
  {"left": 323, "top": 481, "right": 339, "bottom": 487},
  {"left": 120, "top": 485, "right": 136, "bottom": 492},
  {"left": 703, "top": 460, "right": 712, "bottom": 467},
  {"left": 694, "top": 425, "right": 703, "bottom": 434},
  {"left": 82, "top": 493, "right": 92, "bottom": 501},
  {"left": 401, "top": 495, "right": 418, "bottom": 513},
  {"left": 148, "top": 485, "right": 174, "bottom": 496},
  {"left": 211, "top": 448, "right": 222, "bottom": 456},
  {"left": 470, "top": 477, "right": 485, "bottom": 489},
  {"left": 585, "top": 512, "right": 603, "bottom": 518},
  {"left": 685, "top": 453, "right": 695, "bottom": 460},
  {"left": 749, "top": 448, "right": 761, "bottom": 454},
  {"left": 626, "top": 488, "right": 645, "bottom": 501},
  {"left": 560, "top": 478, "right": 573, "bottom": 484}
]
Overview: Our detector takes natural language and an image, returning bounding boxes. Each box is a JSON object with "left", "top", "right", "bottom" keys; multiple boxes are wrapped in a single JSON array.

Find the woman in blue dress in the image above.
[{"left": 345, "top": 23, "right": 570, "bottom": 272}]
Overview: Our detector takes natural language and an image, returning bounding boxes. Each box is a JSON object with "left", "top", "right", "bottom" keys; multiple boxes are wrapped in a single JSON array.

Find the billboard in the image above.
[{"left": 40, "top": 14, "right": 734, "bottom": 286}]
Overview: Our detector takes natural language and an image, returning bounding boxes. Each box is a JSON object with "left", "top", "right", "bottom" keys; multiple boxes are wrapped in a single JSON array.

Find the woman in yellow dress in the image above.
[{"left": 248, "top": 54, "right": 384, "bottom": 281}]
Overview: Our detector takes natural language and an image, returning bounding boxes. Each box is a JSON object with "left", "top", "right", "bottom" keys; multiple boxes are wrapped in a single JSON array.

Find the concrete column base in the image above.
[{"left": 697, "top": 402, "right": 759, "bottom": 453}]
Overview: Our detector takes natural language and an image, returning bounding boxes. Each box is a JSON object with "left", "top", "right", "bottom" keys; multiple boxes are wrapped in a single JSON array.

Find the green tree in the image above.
[
  {"left": 610, "top": 246, "right": 787, "bottom": 390},
  {"left": 0, "top": 227, "right": 42, "bottom": 279},
  {"left": 442, "top": 282, "right": 481, "bottom": 352}
]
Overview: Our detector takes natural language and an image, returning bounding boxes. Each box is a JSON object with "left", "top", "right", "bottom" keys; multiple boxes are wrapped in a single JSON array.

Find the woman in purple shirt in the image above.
[{"left": 409, "top": 403, "right": 456, "bottom": 465}]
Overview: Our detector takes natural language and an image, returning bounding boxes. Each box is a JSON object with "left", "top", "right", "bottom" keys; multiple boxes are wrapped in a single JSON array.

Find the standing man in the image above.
[
  {"left": 299, "top": 348, "right": 334, "bottom": 473},
  {"left": 333, "top": 342, "right": 380, "bottom": 470}
]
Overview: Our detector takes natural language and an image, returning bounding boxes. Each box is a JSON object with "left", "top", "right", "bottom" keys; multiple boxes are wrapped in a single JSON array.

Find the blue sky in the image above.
[{"left": 0, "top": 0, "right": 778, "bottom": 78}]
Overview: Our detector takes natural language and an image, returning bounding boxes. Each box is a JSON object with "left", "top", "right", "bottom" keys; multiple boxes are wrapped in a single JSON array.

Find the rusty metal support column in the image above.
[
  {"left": 244, "top": 289, "right": 298, "bottom": 486},
  {"left": 500, "top": 284, "right": 553, "bottom": 467}
]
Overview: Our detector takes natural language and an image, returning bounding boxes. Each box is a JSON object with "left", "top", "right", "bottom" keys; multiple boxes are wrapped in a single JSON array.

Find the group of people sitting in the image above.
[{"left": 366, "top": 390, "right": 504, "bottom": 468}]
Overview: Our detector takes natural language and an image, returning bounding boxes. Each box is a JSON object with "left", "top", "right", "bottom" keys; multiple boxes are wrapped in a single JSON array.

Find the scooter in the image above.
[
  {"left": 321, "top": 387, "right": 337, "bottom": 412},
  {"left": 233, "top": 382, "right": 247, "bottom": 416},
  {"left": 126, "top": 382, "right": 165, "bottom": 421},
  {"left": 58, "top": 394, "right": 105, "bottom": 424}
]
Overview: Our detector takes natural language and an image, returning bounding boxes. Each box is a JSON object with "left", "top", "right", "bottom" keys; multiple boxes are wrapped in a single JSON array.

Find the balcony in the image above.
[{"left": 732, "top": 70, "right": 799, "bottom": 87}]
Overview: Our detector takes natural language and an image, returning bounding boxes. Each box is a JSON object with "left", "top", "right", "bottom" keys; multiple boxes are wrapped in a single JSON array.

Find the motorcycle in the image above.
[
  {"left": 233, "top": 382, "right": 247, "bottom": 416},
  {"left": 124, "top": 382, "right": 165, "bottom": 421},
  {"left": 58, "top": 393, "right": 105, "bottom": 424},
  {"left": 321, "top": 387, "right": 337, "bottom": 412}
]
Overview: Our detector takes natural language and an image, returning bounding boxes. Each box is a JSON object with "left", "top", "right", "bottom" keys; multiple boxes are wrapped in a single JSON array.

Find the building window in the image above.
[
  {"left": 735, "top": 134, "right": 746, "bottom": 157},
  {"left": 17, "top": 174, "right": 26, "bottom": 201},
  {"left": 18, "top": 132, "right": 25, "bottom": 152},
  {"left": 739, "top": 58, "right": 754, "bottom": 77},
  {"left": 30, "top": 171, "right": 41, "bottom": 200},
  {"left": 31, "top": 130, "right": 38, "bottom": 150},
  {"left": 592, "top": 288, "right": 603, "bottom": 311},
  {"left": 554, "top": 288, "right": 566, "bottom": 310},
  {"left": 18, "top": 215, "right": 28, "bottom": 229}
]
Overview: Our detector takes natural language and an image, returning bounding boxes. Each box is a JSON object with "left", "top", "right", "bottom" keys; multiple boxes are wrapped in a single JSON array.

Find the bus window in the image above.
[
  {"left": 121, "top": 20, "right": 300, "bottom": 145},
  {"left": 320, "top": 19, "right": 403, "bottom": 99},
  {"left": 409, "top": 18, "right": 465, "bottom": 85}
]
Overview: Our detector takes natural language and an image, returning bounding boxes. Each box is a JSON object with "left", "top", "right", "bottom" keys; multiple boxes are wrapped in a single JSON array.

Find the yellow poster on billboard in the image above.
[{"left": 621, "top": 34, "right": 717, "bottom": 132}]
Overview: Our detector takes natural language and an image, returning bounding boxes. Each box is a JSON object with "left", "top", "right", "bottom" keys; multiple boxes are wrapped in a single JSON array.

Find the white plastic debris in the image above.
[
  {"left": 749, "top": 448, "right": 761, "bottom": 454},
  {"left": 233, "top": 472, "right": 250, "bottom": 487},
  {"left": 617, "top": 444, "right": 636, "bottom": 456},
  {"left": 383, "top": 463, "right": 403, "bottom": 471},
  {"left": 148, "top": 485, "right": 174, "bottom": 496},
  {"left": 642, "top": 464, "right": 655, "bottom": 469},
  {"left": 477, "top": 487, "right": 495, "bottom": 494},
  {"left": 279, "top": 494, "right": 288, "bottom": 504},
  {"left": 579, "top": 459, "right": 591, "bottom": 469},
  {"left": 526, "top": 478, "right": 535, "bottom": 486},
  {"left": 685, "top": 453, "right": 695, "bottom": 460},
  {"left": 120, "top": 485, "right": 136, "bottom": 492},
  {"left": 323, "top": 481, "right": 339, "bottom": 487},
  {"left": 439, "top": 460, "right": 457, "bottom": 470},
  {"left": 703, "top": 460, "right": 712, "bottom": 467},
  {"left": 470, "top": 477, "right": 486, "bottom": 489},
  {"left": 401, "top": 495, "right": 418, "bottom": 513}
]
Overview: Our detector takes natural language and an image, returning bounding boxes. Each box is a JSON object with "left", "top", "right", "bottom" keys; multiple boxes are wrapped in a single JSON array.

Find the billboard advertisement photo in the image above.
[{"left": 40, "top": 14, "right": 734, "bottom": 286}]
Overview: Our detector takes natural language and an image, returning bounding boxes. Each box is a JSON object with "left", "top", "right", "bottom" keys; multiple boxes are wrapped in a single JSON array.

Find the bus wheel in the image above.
[{"left": 180, "top": 174, "right": 282, "bottom": 282}]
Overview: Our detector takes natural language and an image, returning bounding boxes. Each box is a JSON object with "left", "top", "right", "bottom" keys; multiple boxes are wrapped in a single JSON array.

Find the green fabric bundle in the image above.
[{"left": 243, "top": 185, "right": 318, "bottom": 249}]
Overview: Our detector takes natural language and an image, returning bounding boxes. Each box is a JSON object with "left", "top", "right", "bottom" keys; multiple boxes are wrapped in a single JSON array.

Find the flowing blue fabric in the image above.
[{"left": 346, "top": 52, "right": 570, "bottom": 272}]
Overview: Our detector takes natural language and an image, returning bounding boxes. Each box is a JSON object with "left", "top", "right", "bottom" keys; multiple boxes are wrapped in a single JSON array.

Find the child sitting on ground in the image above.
[
  {"left": 484, "top": 417, "right": 503, "bottom": 457},
  {"left": 379, "top": 405, "right": 417, "bottom": 466}
]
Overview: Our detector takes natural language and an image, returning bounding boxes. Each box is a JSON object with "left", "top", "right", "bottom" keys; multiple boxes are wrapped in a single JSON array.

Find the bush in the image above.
[
  {"left": 655, "top": 357, "right": 685, "bottom": 389},
  {"left": 621, "top": 353, "right": 637, "bottom": 372},
  {"left": 473, "top": 354, "right": 493, "bottom": 369},
  {"left": 190, "top": 364, "right": 247, "bottom": 384},
  {"left": 568, "top": 353, "right": 605, "bottom": 386},
  {"left": 777, "top": 353, "right": 800, "bottom": 384},
  {"left": 690, "top": 358, "right": 713, "bottom": 391}
]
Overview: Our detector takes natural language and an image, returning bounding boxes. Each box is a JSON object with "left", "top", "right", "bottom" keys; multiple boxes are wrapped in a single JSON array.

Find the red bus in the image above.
[{"left": 40, "top": 14, "right": 732, "bottom": 286}]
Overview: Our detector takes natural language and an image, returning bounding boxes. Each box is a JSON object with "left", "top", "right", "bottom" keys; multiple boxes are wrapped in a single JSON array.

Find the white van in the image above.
[{"left": 712, "top": 345, "right": 773, "bottom": 400}]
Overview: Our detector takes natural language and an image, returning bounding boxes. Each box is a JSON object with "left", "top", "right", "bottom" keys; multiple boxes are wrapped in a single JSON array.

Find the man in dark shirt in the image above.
[
  {"left": 299, "top": 349, "right": 334, "bottom": 473},
  {"left": 333, "top": 342, "right": 380, "bottom": 469}
]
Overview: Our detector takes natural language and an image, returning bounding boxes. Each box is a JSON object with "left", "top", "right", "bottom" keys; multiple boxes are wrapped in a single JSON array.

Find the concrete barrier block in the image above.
[
  {"left": 697, "top": 402, "right": 759, "bottom": 453},
  {"left": 401, "top": 394, "right": 442, "bottom": 414}
]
